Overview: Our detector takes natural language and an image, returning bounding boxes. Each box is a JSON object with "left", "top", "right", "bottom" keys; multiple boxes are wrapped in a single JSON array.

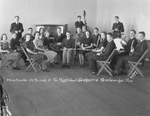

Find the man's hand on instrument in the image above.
[
  {"left": 82, "top": 47, "right": 86, "bottom": 50},
  {"left": 18, "top": 30, "right": 22, "bottom": 33},
  {"left": 57, "top": 42, "right": 62, "bottom": 46},
  {"left": 96, "top": 53, "right": 101, "bottom": 56},
  {"left": 15, "top": 31, "right": 18, "bottom": 34},
  {"left": 115, "top": 28, "right": 118, "bottom": 31}
]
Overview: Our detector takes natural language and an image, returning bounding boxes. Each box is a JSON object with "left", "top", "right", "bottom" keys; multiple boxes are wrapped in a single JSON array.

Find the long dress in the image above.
[{"left": 33, "top": 39, "right": 57, "bottom": 63}]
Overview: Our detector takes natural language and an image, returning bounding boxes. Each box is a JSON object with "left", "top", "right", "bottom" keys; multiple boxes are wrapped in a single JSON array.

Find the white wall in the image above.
[
  {"left": 97, "top": 0, "right": 150, "bottom": 39},
  {"left": 0, "top": 0, "right": 97, "bottom": 41},
  {"left": 1, "top": 0, "right": 150, "bottom": 40}
]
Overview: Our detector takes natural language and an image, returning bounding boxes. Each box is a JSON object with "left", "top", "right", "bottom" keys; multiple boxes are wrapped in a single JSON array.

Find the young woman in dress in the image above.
[{"left": 0, "top": 34, "right": 21, "bottom": 70}]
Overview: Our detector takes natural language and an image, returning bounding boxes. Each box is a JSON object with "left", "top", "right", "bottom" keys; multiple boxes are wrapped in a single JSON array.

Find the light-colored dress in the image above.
[{"left": 33, "top": 39, "right": 57, "bottom": 63}]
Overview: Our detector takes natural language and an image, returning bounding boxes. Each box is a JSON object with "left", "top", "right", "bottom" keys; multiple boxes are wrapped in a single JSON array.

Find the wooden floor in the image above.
[{"left": 0, "top": 62, "right": 150, "bottom": 116}]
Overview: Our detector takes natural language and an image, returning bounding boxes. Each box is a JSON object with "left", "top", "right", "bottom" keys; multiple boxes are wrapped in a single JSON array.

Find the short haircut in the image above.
[
  {"left": 1, "top": 33, "right": 8, "bottom": 40},
  {"left": 115, "top": 16, "right": 119, "bottom": 19},
  {"left": 139, "top": 31, "right": 146, "bottom": 37},
  {"left": 107, "top": 32, "right": 113, "bottom": 37},
  {"left": 130, "top": 29, "right": 136, "bottom": 34},
  {"left": 94, "top": 27, "right": 99, "bottom": 31},
  {"left": 28, "top": 27, "right": 33, "bottom": 30},
  {"left": 101, "top": 31, "right": 107, "bottom": 37},
  {"left": 66, "top": 31, "right": 71, "bottom": 34},
  {"left": 39, "top": 27, "right": 44, "bottom": 32},
  {"left": 14, "top": 15, "right": 19, "bottom": 18},
  {"left": 77, "top": 15, "right": 81, "bottom": 18},
  {"left": 57, "top": 27, "right": 61, "bottom": 30},
  {"left": 34, "top": 31, "right": 40, "bottom": 37},
  {"left": 77, "top": 27, "right": 81, "bottom": 30}
]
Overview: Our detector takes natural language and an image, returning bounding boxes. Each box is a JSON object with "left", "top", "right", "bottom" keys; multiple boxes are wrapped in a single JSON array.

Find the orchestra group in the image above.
[{"left": 0, "top": 15, "right": 148, "bottom": 76}]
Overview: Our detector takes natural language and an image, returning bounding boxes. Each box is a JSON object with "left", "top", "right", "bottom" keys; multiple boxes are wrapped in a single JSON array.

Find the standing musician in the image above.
[
  {"left": 75, "top": 15, "right": 85, "bottom": 29},
  {"left": 10, "top": 16, "right": 24, "bottom": 40},
  {"left": 112, "top": 16, "right": 124, "bottom": 38}
]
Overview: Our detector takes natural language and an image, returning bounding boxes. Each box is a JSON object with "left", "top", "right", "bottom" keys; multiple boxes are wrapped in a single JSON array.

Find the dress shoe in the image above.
[
  {"left": 91, "top": 72, "right": 97, "bottom": 75},
  {"left": 61, "top": 65, "right": 66, "bottom": 68},
  {"left": 42, "top": 68, "right": 50, "bottom": 72},
  {"left": 13, "top": 66, "right": 21, "bottom": 70},
  {"left": 66, "top": 65, "right": 70, "bottom": 68}
]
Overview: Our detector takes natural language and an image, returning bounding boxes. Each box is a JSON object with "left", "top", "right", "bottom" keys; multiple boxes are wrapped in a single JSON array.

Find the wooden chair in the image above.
[
  {"left": 97, "top": 49, "right": 116, "bottom": 77},
  {"left": 21, "top": 45, "right": 41, "bottom": 73},
  {"left": 127, "top": 49, "right": 148, "bottom": 77}
]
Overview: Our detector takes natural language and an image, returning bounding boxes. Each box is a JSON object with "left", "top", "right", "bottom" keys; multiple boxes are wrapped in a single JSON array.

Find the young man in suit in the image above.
[
  {"left": 112, "top": 16, "right": 124, "bottom": 38},
  {"left": 75, "top": 15, "right": 85, "bottom": 29},
  {"left": 10, "top": 16, "right": 24, "bottom": 40},
  {"left": 110, "top": 29, "right": 138, "bottom": 70},
  {"left": 113, "top": 31, "right": 148, "bottom": 75},
  {"left": 90, "top": 32, "right": 116, "bottom": 75}
]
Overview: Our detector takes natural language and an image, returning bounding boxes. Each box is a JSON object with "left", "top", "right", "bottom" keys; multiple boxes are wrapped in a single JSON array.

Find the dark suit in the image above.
[
  {"left": 91, "top": 40, "right": 116, "bottom": 72},
  {"left": 110, "top": 37, "right": 138, "bottom": 69},
  {"left": 85, "top": 38, "right": 108, "bottom": 67},
  {"left": 115, "top": 40, "right": 148, "bottom": 72},
  {"left": 112, "top": 22, "right": 124, "bottom": 38},
  {"left": 10, "top": 22, "right": 24, "bottom": 40},
  {"left": 75, "top": 21, "right": 84, "bottom": 29},
  {"left": 10, "top": 38, "right": 28, "bottom": 63}
]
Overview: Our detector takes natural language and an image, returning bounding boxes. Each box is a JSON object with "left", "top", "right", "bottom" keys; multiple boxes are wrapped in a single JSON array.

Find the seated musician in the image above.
[
  {"left": 90, "top": 32, "right": 116, "bottom": 75},
  {"left": 110, "top": 29, "right": 138, "bottom": 70},
  {"left": 53, "top": 27, "right": 66, "bottom": 63},
  {"left": 112, "top": 16, "right": 124, "bottom": 38},
  {"left": 73, "top": 27, "right": 84, "bottom": 48},
  {"left": 91, "top": 28, "right": 100, "bottom": 48},
  {"left": 20, "top": 27, "right": 34, "bottom": 43},
  {"left": 54, "top": 27, "right": 66, "bottom": 49},
  {"left": 85, "top": 31, "right": 108, "bottom": 68},
  {"left": 61, "top": 31, "right": 75, "bottom": 68},
  {"left": 79, "top": 30, "right": 93, "bottom": 68},
  {"left": 75, "top": 15, "right": 85, "bottom": 29},
  {"left": 0, "top": 34, "right": 21, "bottom": 70},
  {"left": 43, "top": 31, "right": 54, "bottom": 50},
  {"left": 82, "top": 26, "right": 87, "bottom": 36},
  {"left": 25, "top": 34, "right": 49, "bottom": 72},
  {"left": 10, "top": 33, "right": 29, "bottom": 66},
  {"left": 39, "top": 27, "right": 45, "bottom": 42},
  {"left": 33, "top": 31, "right": 57, "bottom": 64},
  {"left": 113, "top": 31, "right": 148, "bottom": 75}
]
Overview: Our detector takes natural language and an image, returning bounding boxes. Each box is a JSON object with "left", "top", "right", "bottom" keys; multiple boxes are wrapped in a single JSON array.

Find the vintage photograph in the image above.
[{"left": 0, "top": 0, "right": 150, "bottom": 116}]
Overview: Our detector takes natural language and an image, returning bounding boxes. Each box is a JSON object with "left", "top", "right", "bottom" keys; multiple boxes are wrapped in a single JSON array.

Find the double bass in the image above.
[{"left": 83, "top": 10, "right": 93, "bottom": 34}]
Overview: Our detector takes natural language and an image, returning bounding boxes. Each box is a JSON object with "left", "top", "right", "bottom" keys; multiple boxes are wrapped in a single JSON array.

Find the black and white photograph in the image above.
[{"left": 0, "top": 0, "right": 150, "bottom": 116}]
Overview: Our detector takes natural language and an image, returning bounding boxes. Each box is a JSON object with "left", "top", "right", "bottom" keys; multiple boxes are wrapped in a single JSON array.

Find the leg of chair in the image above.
[
  {"left": 135, "top": 67, "right": 144, "bottom": 77},
  {"left": 97, "top": 62, "right": 104, "bottom": 76},
  {"left": 104, "top": 66, "right": 113, "bottom": 77},
  {"left": 127, "top": 63, "right": 138, "bottom": 77}
]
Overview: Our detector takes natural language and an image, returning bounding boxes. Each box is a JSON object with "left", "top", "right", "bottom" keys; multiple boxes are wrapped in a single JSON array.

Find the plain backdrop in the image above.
[{"left": 0, "top": 0, "right": 150, "bottom": 41}]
